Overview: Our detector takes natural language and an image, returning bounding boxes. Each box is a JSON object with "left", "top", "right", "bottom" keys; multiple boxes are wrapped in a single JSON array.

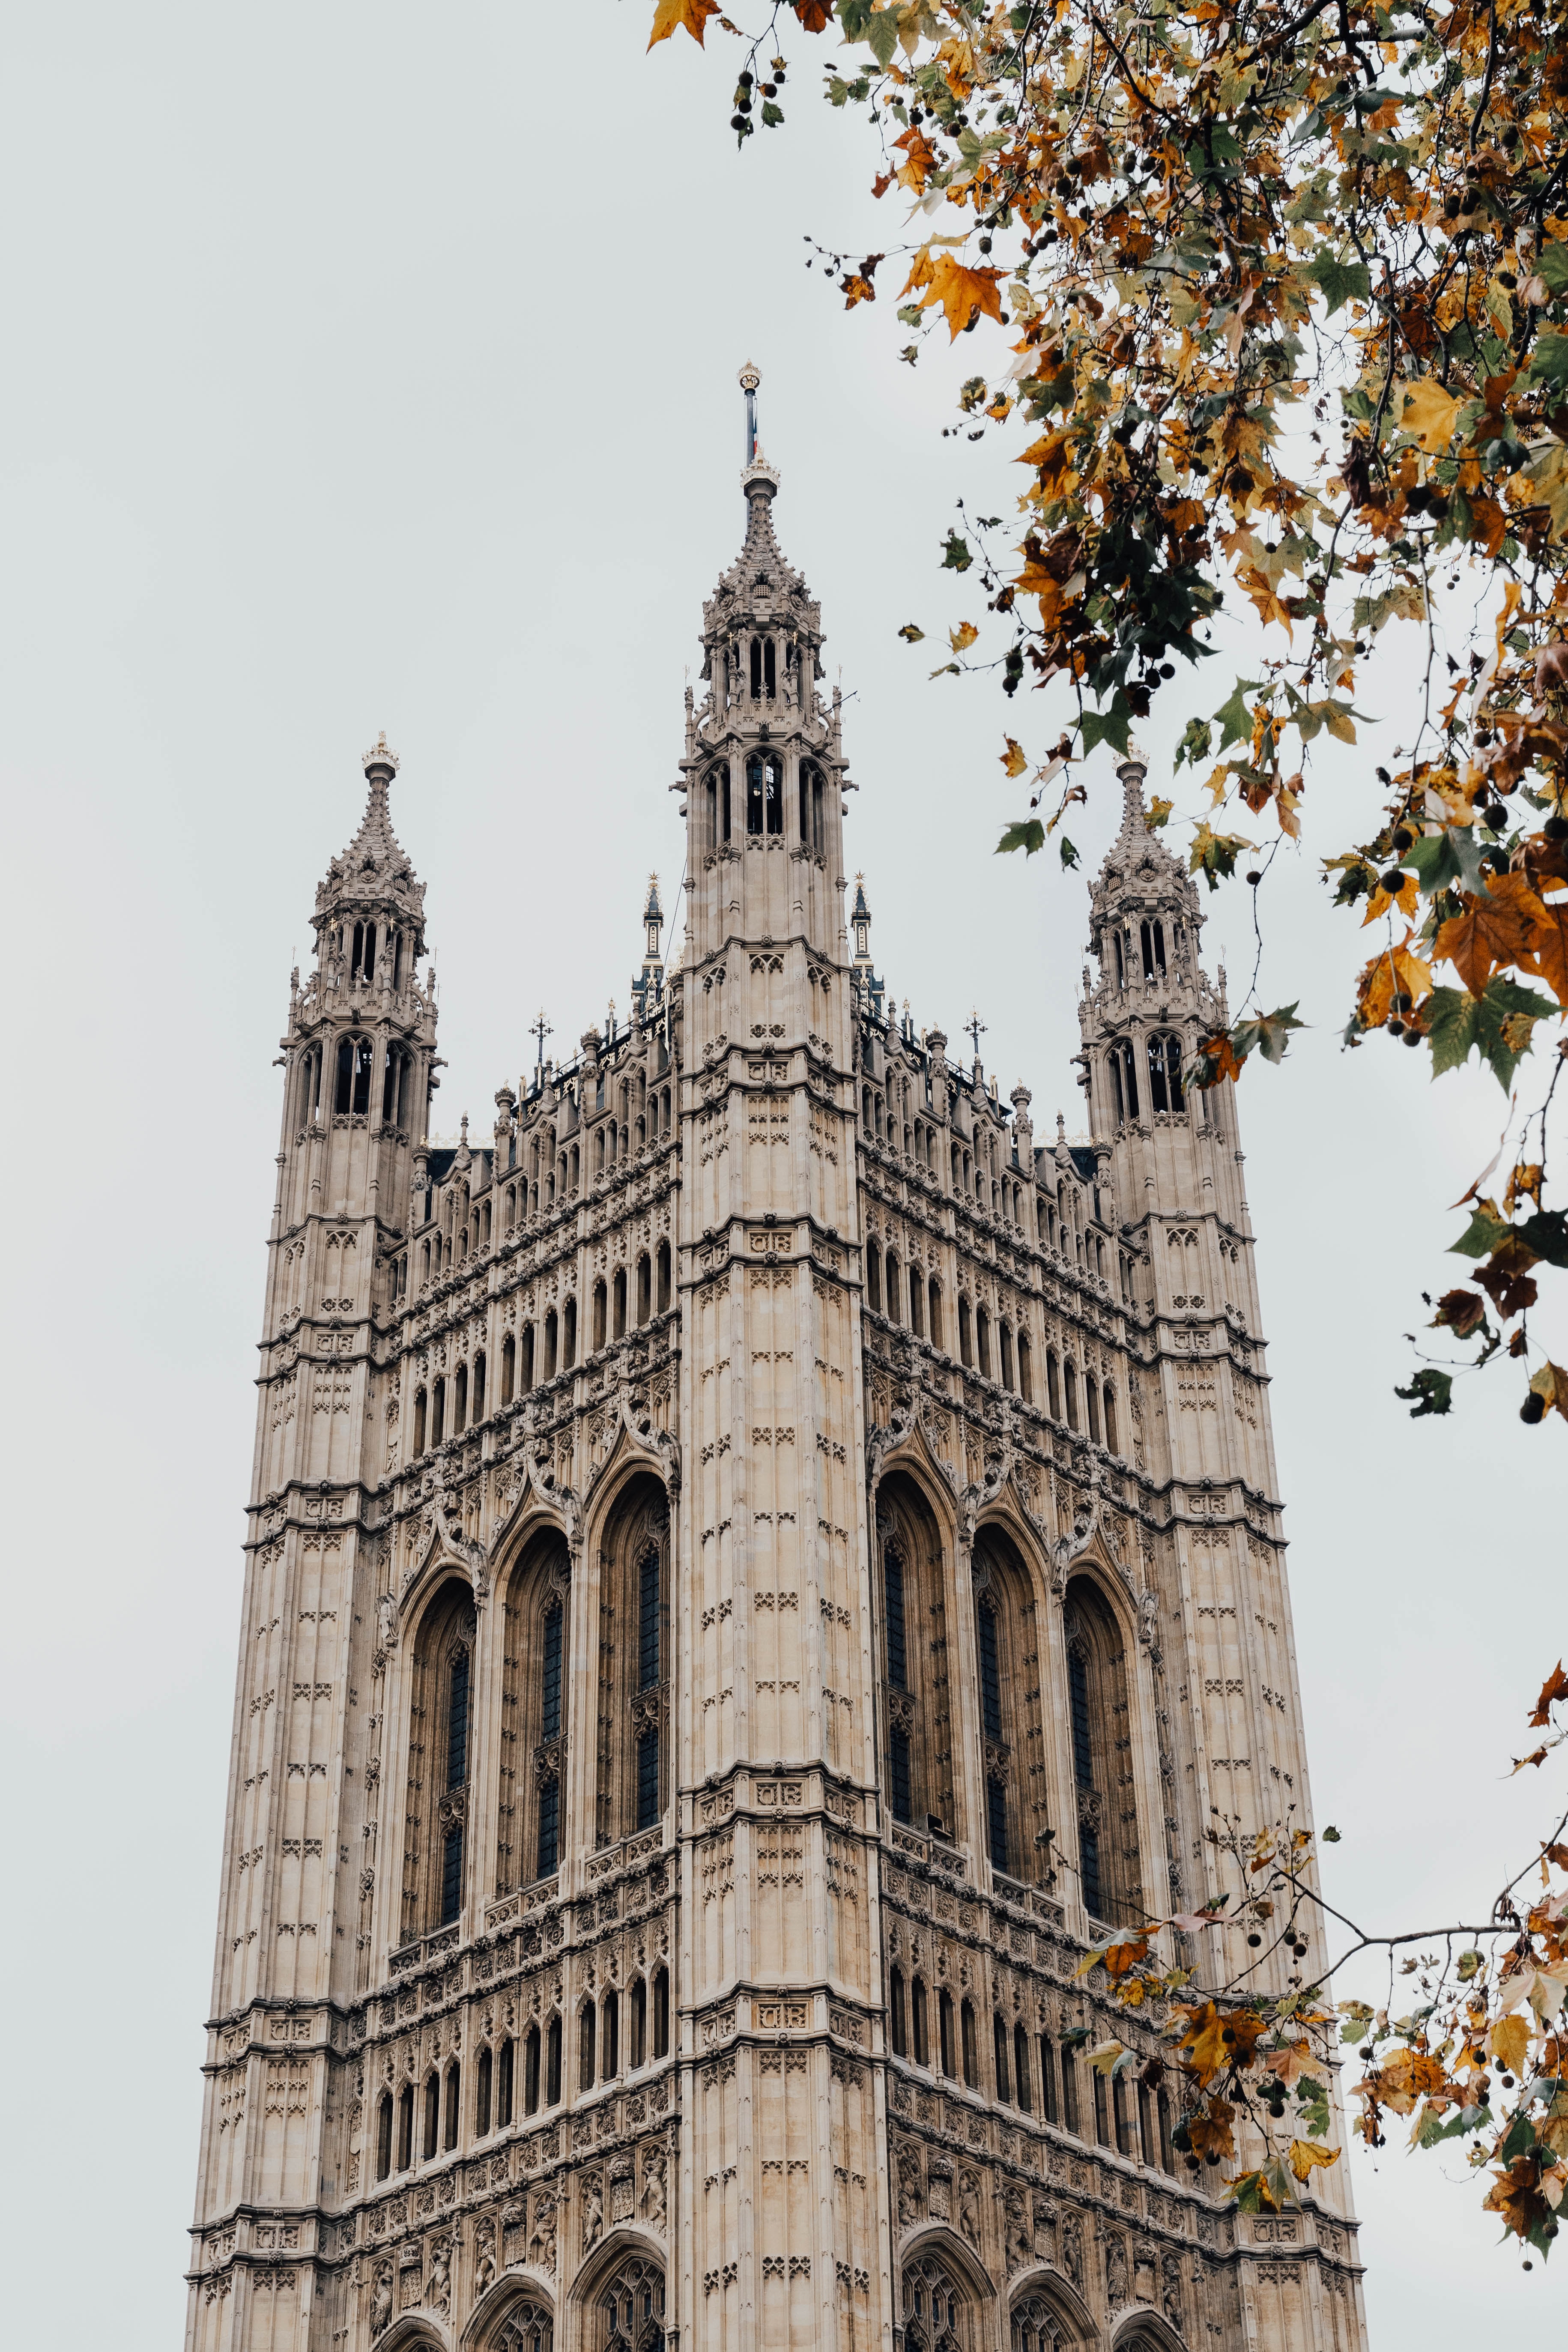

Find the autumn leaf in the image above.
[
  {"left": 1186, "top": 2099, "right": 1237, "bottom": 2163},
  {"left": 647, "top": 0, "right": 719, "bottom": 46},
  {"left": 1288, "top": 2138, "right": 1340, "bottom": 2183},
  {"left": 1530, "top": 1664, "right": 1568, "bottom": 1727},
  {"left": 1400, "top": 378, "right": 1462, "bottom": 453},
  {"left": 903, "top": 249, "right": 1007, "bottom": 341},
  {"left": 1487, "top": 2012, "right": 1531, "bottom": 2075},
  {"left": 1000, "top": 735, "right": 1027, "bottom": 777},
  {"left": 790, "top": 0, "right": 834, "bottom": 28},
  {"left": 897, "top": 623, "right": 925, "bottom": 643},
  {"left": 1433, "top": 872, "right": 1551, "bottom": 999},
  {"left": 1430, "top": 1287, "right": 1488, "bottom": 1339},
  {"left": 1148, "top": 795, "right": 1173, "bottom": 829},
  {"left": 949, "top": 621, "right": 978, "bottom": 654}
]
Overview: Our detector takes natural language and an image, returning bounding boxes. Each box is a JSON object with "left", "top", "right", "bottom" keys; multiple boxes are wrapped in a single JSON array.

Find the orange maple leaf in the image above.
[
  {"left": 1531, "top": 1663, "right": 1568, "bottom": 1729},
  {"left": 1521, "top": 894, "right": 1568, "bottom": 1009},
  {"left": 903, "top": 250, "right": 1007, "bottom": 340},
  {"left": 1288, "top": 2138, "right": 1341, "bottom": 2182},
  {"left": 791, "top": 0, "right": 834, "bottom": 27},
  {"left": 1195, "top": 1031, "right": 1243, "bottom": 1084},
  {"left": 1177, "top": 2002, "right": 1264, "bottom": 2083},
  {"left": 1356, "top": 930, "right": 1433, "bottom": 1027},
  {"left": 1433, "top": 870, "right": 1550, "bottom": 998},
  {"left": 648, "top": 0, "right": 719, "bottom": 42}
]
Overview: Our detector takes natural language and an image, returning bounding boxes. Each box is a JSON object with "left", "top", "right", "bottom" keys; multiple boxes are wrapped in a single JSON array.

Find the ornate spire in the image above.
[
  {"left": 633, "top": 873, "right": 666, "bottom": 1021},
  {"left": 1115, "top": 742, "right": 1151, "bottom": 838},
  {"left": 314, "top": 734, "right": 427, "bottom": 947}
]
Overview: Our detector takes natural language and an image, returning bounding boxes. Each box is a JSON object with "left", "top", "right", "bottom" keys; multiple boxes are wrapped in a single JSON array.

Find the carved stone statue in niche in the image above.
[
  {"left": 896, "top": 2140, "right": 923, "bottom": 2231},
  {"left": 1104, "top": 2234, "right": 1129, "bottom": 2305},
  {"left": 642, "top": 2146, "right": 668, "bottom": 2234},
  {"left": 581, "top": 2171, "right": 604, "bottom": 2255},
  {"left": 370, "top": 2265, "right": 394, "bottom": 2339},
  {"left": 957, "top": 2168, "right": 982, "bottom": 2251},
  {"left": 1060, "top": 2215, "right": 1084, "bottom": 2293},
  {"left": 427, "top": 2235, "right": 452, "bottom": 2315},
  {"left": 523, "top": 2191, "right": 554, "bottom": 2278},
  {"left": 473, "top": 2216, "right": 497, "bottom": 2299},
  {"left": 1004, "top": 2185, "right": 1033, "bottom": 2275}
]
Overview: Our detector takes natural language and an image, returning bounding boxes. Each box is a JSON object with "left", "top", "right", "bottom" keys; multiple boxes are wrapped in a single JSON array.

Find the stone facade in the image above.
[{"left": 187, "top": 458, "right": 1369, "bottom": 2352}]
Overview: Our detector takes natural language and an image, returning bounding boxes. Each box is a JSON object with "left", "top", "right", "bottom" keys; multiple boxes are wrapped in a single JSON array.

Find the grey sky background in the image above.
[{"left": 0, "top": 6, "right": 1561, "bottom": 2344}]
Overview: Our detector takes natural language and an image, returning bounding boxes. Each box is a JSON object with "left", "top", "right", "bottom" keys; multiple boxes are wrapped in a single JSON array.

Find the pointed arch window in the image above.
[
  {"left": 746, "top": 752, "right": 783, "bottom": 835},
  {"left": 903, "top": 2253, "right": 975, "bottom": 2352},
  {"left": 876, "top": 1479, "right": 953, "bottom": 1842},
  {"left": 1108, "top": 1037, "right": 1140, "bottom": 1125},
  {"left": 1065, "top": 1579, "right": 1140, "bottom": 1928},
  {"left": 1140, "top": 918, "right": 1167, "bottom": 980},
  {"left": 1147, "top": 1031, "right": 1186, "bottom": 1114},
  {"left": 596, "top": 2256, "right": 666, "bottom": 2352},
  {"left": 497, "top": 1537, "right": 569, "bottom": 1896},
  {"left": 597, "top": 1482, "right": 669, "bottom": 1845},
  {"left": 974, "top": 1531, "right": 1048, "bottom": 1884}
]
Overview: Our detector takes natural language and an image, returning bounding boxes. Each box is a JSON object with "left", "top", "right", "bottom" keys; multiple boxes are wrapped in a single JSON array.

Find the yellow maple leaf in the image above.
[
  {"left": 904, "top": 250, "right": 1007, "bottom": 340},
  {"left": 1288, "top": 2138, "right": 1340, "bottom": 2183},
  {"left": 1362, "top": 873, "right": 1420, "bottom": 926},
  {"left": 1487, "top": 2011, "right": 1532, "bottom": 2075},
  {"left": 647, "top": 0, "right": 718, "bottom": 44},
  {"left": 1401, "top": 378, "right": 1461, "bottom": 453},
  {"left": 1000, "top": 736, "right": 1028, "bottom": 777},
  {"left": 950, "top": 621, "right": 979, "bottom": 654}
]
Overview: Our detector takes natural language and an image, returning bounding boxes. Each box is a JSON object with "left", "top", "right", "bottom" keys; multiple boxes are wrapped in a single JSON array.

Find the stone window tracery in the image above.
[{"left": 596, "top": 2257, "right": 665, "bottom": 2352}]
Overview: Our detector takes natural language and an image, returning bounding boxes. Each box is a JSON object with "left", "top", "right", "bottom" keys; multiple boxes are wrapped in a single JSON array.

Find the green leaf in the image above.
[
  {"left": 996, "top": 819, "right": 1046, "bottom": 857},
  {"left": 1231, "top": 1003, "right": 1305, "bottom": 1066},
  {"left": 1405, "top": 825, "right": 1488, "bottom": 898},
  {"left": 1173, "top": 716, "right": 1213, "bottom": 771},
  {"left": 1059, "top": 834, "right": 1080, "bottom": 870},
  {"left": 1525, "top": 329, "right": 1568, "bottom": 391},
  {"left": 1393, "top": 1367, "right": 1453, "bottom": 1417},
  {"left": 1449, "top": 1200, "right": 1511, "bottom": 1259},
  {"left": 1428, "top": 977, "right": 1558, "bottom": 1090},
  {"left": 1080, "top": 692, "right": 1134, "bottom": 756},
  {"left": 1539, "top": 242, "right": 1568, "bottom": 296},
  {"left": 1308, "top": 252, "right": 1372, "bottom": 313},
  {"left": 865, "top": 6, "right": 900, "bottom": 69},
  {"left": 897, "top": 622, "right": 925, "bottom": 642},
  {"left": 1213, "top": 677, "right": 1261, "bottom": 752},
  {"left": 1519, "top": 1210, "right": 1568, "bottom": 1268},
  {"left": 941, "top": 531, "right": 973, "bottom": 572},
  {"left": 1321, "top": 1826, "right": 1341, "bottom": 1842}
]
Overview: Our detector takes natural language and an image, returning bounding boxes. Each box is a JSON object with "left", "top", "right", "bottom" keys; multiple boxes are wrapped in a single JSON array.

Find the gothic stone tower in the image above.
[{"left": 188, "top": 412, "right": 1368, "bottom": 2352}]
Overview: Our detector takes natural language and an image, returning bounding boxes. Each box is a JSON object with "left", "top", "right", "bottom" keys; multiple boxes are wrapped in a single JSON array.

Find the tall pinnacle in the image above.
[{"left": 1115, "top": 742, "right": 1151, "bottom": 838}]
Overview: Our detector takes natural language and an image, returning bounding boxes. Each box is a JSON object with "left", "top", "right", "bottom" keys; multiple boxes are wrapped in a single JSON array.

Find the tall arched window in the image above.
[
  {"left": 1102, "top": 1382, "right": 1118, "bottom": 1453},
  {"left": 1147, "top": 1031, "right": 1186, "bottom": 1113},
  {"left": 501, "top": 1333, "right": 515, "bottom": 1405},
  {"left": 495, "top": 2295, "right": 554, "bottom": 2352},
  {"left": 1018, "top": 1332, "right": 1033, "bottom": 1403},
  {"left": 596, "top": 2256, "right": 666, "bottom": 2352},
  {"left": 400, "top": 1587, "right": 476, "bottom": 1940},
  {"left": 1140, "top": 918, "right": 1166, "bottom": 980},
  {"left": 928, "top": 1279, "right": 943, "bottom": 1351},
  {"left": 745, "top": 752, "right": 783, "bottom": 835},
  {"left": 866, "top": 1240, "right": 882, "bottom": 1314},
  {"left": 885, "top": 1249, "right": 902, "bottom": 1325},
  {"left": 1012, "top": 2293, "right": 1065, "bottom": 2352},
  {"left": 876, "top": 1477, "right": 953, "bottom": 1840},
  {"left": 706, "top": 764, "right": 731, "bottom": 846},
  {"left": 1109, "top": 1037, "right": 1140, "bottom": 1124},
  {"left": 1064, "top": 1578, "right": 1141, "bottom": 1928},
  {"left": 597, "top": 1480, "right": 669, "bottom": 1845},
  {"left": 800, "top": 760, "right": 826, "bottom": 850},
  {"left": 496, "top": 1535, "right": 570, "bottom": 1894},
  {"left": 903, "top": 2253, "right": 976, "bottom": 2352},
  {"left": 656, "top": 1238, "right": 671, "bottom": 1312},
  {"left": 1063, "top": 1360, "right": 1079, "bottom": 1431},
  {"left": 973, "top": 1529, "right": 1049, "bottom": 1883}
]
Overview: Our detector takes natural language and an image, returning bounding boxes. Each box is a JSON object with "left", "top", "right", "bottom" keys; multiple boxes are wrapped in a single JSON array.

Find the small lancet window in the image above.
[{"left": 745, "top": 753, "right": 783, "bottom": 835}]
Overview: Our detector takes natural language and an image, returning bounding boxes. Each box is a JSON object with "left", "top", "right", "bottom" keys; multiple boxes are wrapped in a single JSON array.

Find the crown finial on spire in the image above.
[
  {"left": 363, "top": 730, "right": 399, "bottom": 778},
  {"left": 739, "top": 360, "right": 761, "bottom": 465}
]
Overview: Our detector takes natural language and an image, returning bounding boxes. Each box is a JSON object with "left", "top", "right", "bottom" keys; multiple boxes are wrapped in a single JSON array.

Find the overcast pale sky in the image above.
[{"left": 0, "top": 6, "right": 1561, "bottom": 2346}]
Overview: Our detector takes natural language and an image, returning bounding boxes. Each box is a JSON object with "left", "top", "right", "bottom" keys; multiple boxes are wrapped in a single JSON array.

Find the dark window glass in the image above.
[
  {"left": 541, "top": 1603, "right": 562, "bottom": 1740},
  {"left": 977, "top": 1602, "right": 1003, "bottom": 1739},
  {"left": 1069, "top": 1648, "right": 1094, "bottom": 1786},
  {"left": 440, "top": 1826, "right": 463, "bottom": 1925},
  {"left": 884, "top": 1549, "right": 908, "bottom": 1691},
  {"left": 636, "top": 1730, "right": 660, "bottom": 1831},
  {"left": 476, "top": 2046, "right": 492, "bottom": 2137},
  {"left": 547, "top": 2014, "right": 562, "bottom": 2104},
  {"left": 1080, "top": 1825, "right": 1102, "bottom": 1920},
  {"left": 447, "top": 1651, "right": 469, "bottom": 1789},
  {"left": 986, "top": 1775, "right": 1009, "bottom": 1875},
  {"left": 890, "top": 1728, "right": 912, "bottom": 1825},
  {"left": 537, "top": 1782, "right": 559, "bottom": 1880},
  {"left": 639, "top": 1546, "right": 660, "bottom": 1689}
]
